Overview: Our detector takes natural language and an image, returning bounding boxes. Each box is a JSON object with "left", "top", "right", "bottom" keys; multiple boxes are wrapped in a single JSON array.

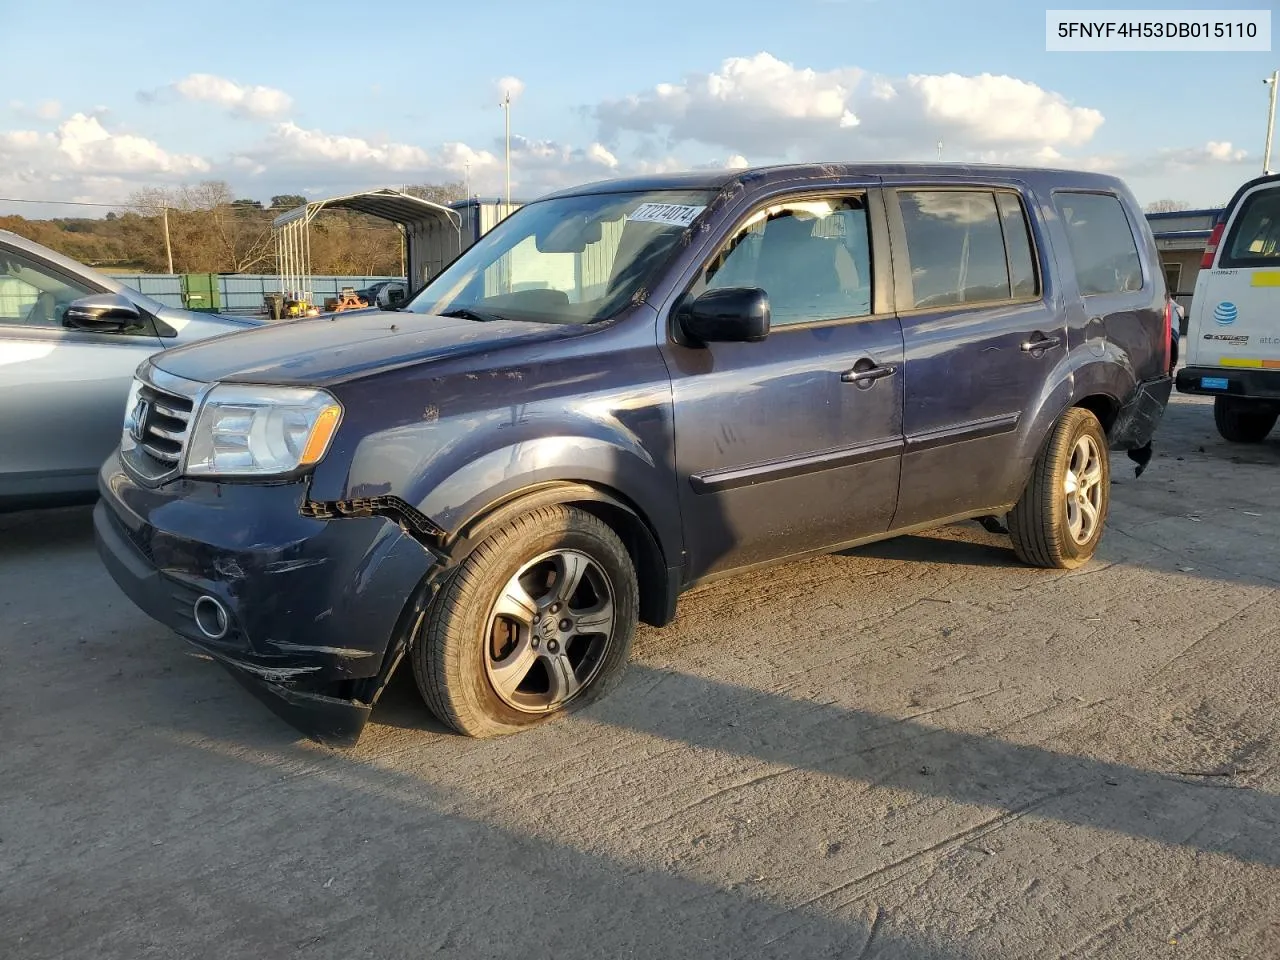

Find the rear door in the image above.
[
  {"left": 887, "top": 184, "right": 1062, "bottom": 529},
  {"left": 1052, "top": 191, "right": 1163, "bottom": 380},
  {"left": 662, "top": 188, "right": 905, "bottom": 580},
  {"left": 0, "top": 243, "right": 163, "bottom": 500},
  {"left": 1189, "top": 181, "right": 1280, "bottom": 371}
]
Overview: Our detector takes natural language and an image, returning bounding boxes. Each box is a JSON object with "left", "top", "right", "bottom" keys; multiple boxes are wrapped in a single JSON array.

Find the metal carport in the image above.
[{"left": 271, "top": 188, "right": 464, "bottom": 310}]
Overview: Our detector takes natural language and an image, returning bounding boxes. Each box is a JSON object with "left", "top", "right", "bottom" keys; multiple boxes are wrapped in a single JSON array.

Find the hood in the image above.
[{"left": 150, "top": 310, "right": 577, "bottom": 385}]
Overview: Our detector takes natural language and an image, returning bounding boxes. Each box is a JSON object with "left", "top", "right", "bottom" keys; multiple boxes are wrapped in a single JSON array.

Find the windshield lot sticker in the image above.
[{"left": 628, "top": 203, "right": 707, "bottom": 227}]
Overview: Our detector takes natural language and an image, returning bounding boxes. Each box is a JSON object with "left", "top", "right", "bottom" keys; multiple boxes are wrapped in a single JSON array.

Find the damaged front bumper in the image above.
[{"left": 94, "top": 452, "right": 446, "bottom": 745}]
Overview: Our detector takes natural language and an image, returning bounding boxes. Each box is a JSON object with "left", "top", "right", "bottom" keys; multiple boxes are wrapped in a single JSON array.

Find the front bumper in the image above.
[
  {"left": 1176, "top": 366, "right": 1280, "bottom": 404},
  {"left": 94, "top": 452, "right": 445, "bottom": 745}
]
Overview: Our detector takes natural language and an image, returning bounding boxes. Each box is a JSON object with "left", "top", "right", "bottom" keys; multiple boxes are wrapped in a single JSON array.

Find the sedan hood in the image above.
[{"left": 150, "top": 311, "right": 575, "bottom": 385}]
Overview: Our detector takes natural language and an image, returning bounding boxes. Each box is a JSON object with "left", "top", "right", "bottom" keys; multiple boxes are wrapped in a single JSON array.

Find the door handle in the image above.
[
  {"left": 1021, "top": 334, "right": 1062, "bottom": 354},
  {"left": 840, "top": 361, "right": 896, "bottom": 386}
]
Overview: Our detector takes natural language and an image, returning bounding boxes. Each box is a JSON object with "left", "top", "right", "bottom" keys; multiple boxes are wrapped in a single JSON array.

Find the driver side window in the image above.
[
  {"left": 702, "top": 196, "right": 872, "bottom": 326},
  {"left": 0, "top": 248, "right": 96, "bottom": 329}
]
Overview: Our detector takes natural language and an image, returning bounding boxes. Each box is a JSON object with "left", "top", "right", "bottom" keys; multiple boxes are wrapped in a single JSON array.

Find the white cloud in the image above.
[
  {"left": 226, "top": 123, "right": 622, "bottom": 198},
  {"left": 0, "top": 114, "right": 211, "bottom": 207},
  {"left": 1153, "top": 140, "right": 1249, "bottom": 171},
  {"left": 495, "top": 76, "right": 525, "bottom": 103},
  {"left": 1, "top": 114, "right": 208, "bottom": 177},
  {"left": 598, "top": 53, "right": 863, "bottom": 155},
  {"left": 169, "top": 73, "right": 293, "bottom": 119},
  {"left": 884, "top": 73, "right": 1103, "bottom": 147},
  {"left": 596, "top": 54, "right": 1104, "bottom": 162}
]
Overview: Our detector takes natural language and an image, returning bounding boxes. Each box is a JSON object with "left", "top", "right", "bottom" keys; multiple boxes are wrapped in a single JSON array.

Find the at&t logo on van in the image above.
[{"left": 1213, "top": 301, "right": 1239, "bottom": 325}]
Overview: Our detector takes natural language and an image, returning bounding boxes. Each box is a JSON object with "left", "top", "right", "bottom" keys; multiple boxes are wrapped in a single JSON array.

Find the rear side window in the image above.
[
  {"left": 1221, "top": 186, "right": 1280, "bottom": 268},
  {"left": 1054, "top": 193, "right": 1144, "bottom": 296},
  {"left": 898, "top": 190, "right": 1039, "bottom": 309}
]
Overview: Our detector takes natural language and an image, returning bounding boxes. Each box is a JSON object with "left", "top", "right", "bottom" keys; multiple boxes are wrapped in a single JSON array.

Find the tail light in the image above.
[
  {"left": 1200, "top": 222, "right": 1225, "bottom": 268},
  {"left": 1161, "top": 299, "right": 1173, "bottom": 373}
]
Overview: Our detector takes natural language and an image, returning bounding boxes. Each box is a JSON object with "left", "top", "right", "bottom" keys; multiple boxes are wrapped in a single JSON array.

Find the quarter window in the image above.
[
  {"left": 898, "top": 191, "right": 1031, "bottom": 309},
  {"left": 1054, "top": 193, "right": 1144, "bottom": 296},
  {"left": 0, "top": 248, "right": 96, "bottom": 328},
  {"left": 997, "top": 193, "right": 1039, "bottom": 300},
  {"left": 703, "top": 197, "right": 872, "bottom": 326}
]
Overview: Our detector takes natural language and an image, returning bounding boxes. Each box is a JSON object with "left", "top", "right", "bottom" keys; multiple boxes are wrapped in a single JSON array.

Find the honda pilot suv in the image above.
[{"left": 94, "top": 164, "right": 1173, "bottom": 744}]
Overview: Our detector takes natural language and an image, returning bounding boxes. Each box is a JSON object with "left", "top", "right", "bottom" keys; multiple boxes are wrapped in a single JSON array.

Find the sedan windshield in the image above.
[{"left": 402, "top": 189, "right": 716, "bottom": 324}]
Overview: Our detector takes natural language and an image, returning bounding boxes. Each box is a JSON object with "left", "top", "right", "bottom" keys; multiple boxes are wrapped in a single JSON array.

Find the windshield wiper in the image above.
[{"left": 437, "top": 307, "right": 507, "bottom": 323}]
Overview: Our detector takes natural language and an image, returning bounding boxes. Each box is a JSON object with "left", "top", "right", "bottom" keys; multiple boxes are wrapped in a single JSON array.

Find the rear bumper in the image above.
[
  {"left": 94, "top": 452, "right": 447, "bottom": 744},
  {"left": 1110, "top": 375, "right": 1173, "bottom": 450},
  {"left": 1176, "top": 366, "right": 1280, "bottom": 403}
]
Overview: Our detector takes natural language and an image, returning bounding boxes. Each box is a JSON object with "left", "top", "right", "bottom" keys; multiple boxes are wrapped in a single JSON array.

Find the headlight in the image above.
[{"left": 185, "top": 384, "right": 343, "bottom": 478}]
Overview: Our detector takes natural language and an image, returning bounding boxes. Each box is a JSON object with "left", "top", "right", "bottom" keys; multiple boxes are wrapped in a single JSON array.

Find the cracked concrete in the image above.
[{"left": 1, "top": 392, "right": 1278, "bottom": 959}]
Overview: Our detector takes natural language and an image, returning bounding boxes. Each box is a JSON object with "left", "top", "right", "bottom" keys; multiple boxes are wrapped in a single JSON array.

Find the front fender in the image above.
[{"left": 416, "top": 434, "right": 681, "bottom": 555}]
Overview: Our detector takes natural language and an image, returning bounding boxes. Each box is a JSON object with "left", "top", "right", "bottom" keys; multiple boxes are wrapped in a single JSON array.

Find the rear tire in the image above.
[
  {"left": 1213, "top": 396, "right": 1277, "bottom": 444},
  {"left": 1009, "top": 407, "right": 1110, "bottom": 570},
  {"left": 412, "top": 504, "right": 638, "bottom": 738}
]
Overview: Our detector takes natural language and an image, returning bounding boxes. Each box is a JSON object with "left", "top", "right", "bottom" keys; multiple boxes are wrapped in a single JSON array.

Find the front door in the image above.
[
  {"left": 887, "top": 185, "right": 1064, "bottom": 528},
  {"left": 661, "top": 190, "right": 905, "bottom": 581}
]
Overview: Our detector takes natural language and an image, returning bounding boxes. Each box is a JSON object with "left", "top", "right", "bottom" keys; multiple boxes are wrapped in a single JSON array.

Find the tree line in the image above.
[{"left": 0, "top": 179, "right": 466, "bottom": 276}]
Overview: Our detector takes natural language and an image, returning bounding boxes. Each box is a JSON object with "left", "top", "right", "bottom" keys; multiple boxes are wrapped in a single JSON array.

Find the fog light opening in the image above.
[{"left": 193, "top": 595, "right": 230, "bottom": 641}]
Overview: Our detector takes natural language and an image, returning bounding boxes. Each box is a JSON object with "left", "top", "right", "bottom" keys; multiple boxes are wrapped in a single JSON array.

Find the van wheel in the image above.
[
  {"left": 412, "top": 504, "right": 638, "bottom": 738},
  {"left": 1008, "top": 407, "right": 1110, "bottom": 570},
  {"left": 1213, "top": 397, "right": 1277, "bottom": 444}
]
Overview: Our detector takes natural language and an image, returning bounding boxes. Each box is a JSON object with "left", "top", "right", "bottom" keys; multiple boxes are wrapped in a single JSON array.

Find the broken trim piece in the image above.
[{"left": 302, "top": 495, "right": 445, "bottom": 538}]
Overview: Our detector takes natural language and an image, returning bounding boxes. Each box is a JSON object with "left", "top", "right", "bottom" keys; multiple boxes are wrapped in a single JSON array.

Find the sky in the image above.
[{"left": 1, "top": 0, "right": 1276, "bottom": 217}]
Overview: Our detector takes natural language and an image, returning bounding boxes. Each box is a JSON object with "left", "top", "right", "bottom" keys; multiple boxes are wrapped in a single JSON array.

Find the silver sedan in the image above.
[{"left": 0, "top": 230, "right": 263, "bottom": 509}]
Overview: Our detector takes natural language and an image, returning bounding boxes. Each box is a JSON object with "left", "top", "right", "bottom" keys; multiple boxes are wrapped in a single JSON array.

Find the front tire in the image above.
[
  {"left": 1009, "top": 407, "right": 1110, "bottom": 570},
  {"left": 1213, "top": 396, "right": 1277, "bottom": 444},
  {"left": 412, "top": 504, "right": 638, "bottom": 738}
]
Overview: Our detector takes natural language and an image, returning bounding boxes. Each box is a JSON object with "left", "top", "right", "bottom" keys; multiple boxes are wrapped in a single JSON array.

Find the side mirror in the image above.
[
  {"left": 678, "top": 287, "right": 770, "bottom": 344},
  {"left": 63, "top": 293, "right": 141, "bottom": 332}
]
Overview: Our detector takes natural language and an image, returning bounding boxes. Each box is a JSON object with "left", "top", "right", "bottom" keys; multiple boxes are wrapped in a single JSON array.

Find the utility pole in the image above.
[
  {"left": 500, "top": 89, "right": 512, "bottom": 218},
  {"left": 1265, "top": 70, "right": 1279, "bottom": 175},
  {"left": 162, "top": 205, "right": 174, "bottom": 274},
  {"left": 463, "top": 160, "right": 471, "bottom": 203}
]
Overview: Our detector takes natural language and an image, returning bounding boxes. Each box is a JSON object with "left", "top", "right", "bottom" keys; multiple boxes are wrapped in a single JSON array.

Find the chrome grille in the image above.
[
  {"left": 136, "top": 386, "right": 193, "bottom": 464},
  {"left": 122, "top": 364, "right": 207, "bottom": 484}
]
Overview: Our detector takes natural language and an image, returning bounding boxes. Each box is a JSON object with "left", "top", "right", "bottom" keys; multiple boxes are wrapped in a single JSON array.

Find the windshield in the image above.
[{"left": 402, "top": 189, "right": 716, "bottom": 324}]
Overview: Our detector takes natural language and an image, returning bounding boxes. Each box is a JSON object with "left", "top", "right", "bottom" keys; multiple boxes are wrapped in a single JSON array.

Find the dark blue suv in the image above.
[{"left": 94, "top": 164, "right": 1173, "bottom": 743}]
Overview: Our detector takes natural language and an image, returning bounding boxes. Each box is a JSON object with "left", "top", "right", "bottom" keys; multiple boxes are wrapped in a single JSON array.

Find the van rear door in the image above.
[{"left": 1188, "top": 180, "right": 1280, "bottom": 371}]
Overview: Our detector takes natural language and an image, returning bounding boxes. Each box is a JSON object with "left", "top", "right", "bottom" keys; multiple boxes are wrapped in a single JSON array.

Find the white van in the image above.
[{"left": 1177, "top": 173, "right": 1280, "bottom": 442}]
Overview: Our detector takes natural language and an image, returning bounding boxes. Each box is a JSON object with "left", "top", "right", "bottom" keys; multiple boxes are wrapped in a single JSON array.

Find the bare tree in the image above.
[
  {"left": 1144, "top": 199, "right": 1192, "bottom": 214},
  {"left": 403, "top": 181, "right": 467, "bottom": 206}
]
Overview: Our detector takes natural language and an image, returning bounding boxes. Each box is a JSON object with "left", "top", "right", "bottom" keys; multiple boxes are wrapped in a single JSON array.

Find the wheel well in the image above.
[
  {"left": 1074, "top": 394, "right": 1120, "bottom": 435},
  {"left": 450, "top": 483, "right": 676, "bottom": 628}
]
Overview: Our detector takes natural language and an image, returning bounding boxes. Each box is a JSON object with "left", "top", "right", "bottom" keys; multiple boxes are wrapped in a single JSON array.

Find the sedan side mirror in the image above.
[
  {"left": 678, "top": 287, "right": 770, "bottom": 344},
  {"left": 63, "top": 293, "right": 142, "bottom": 332}
]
